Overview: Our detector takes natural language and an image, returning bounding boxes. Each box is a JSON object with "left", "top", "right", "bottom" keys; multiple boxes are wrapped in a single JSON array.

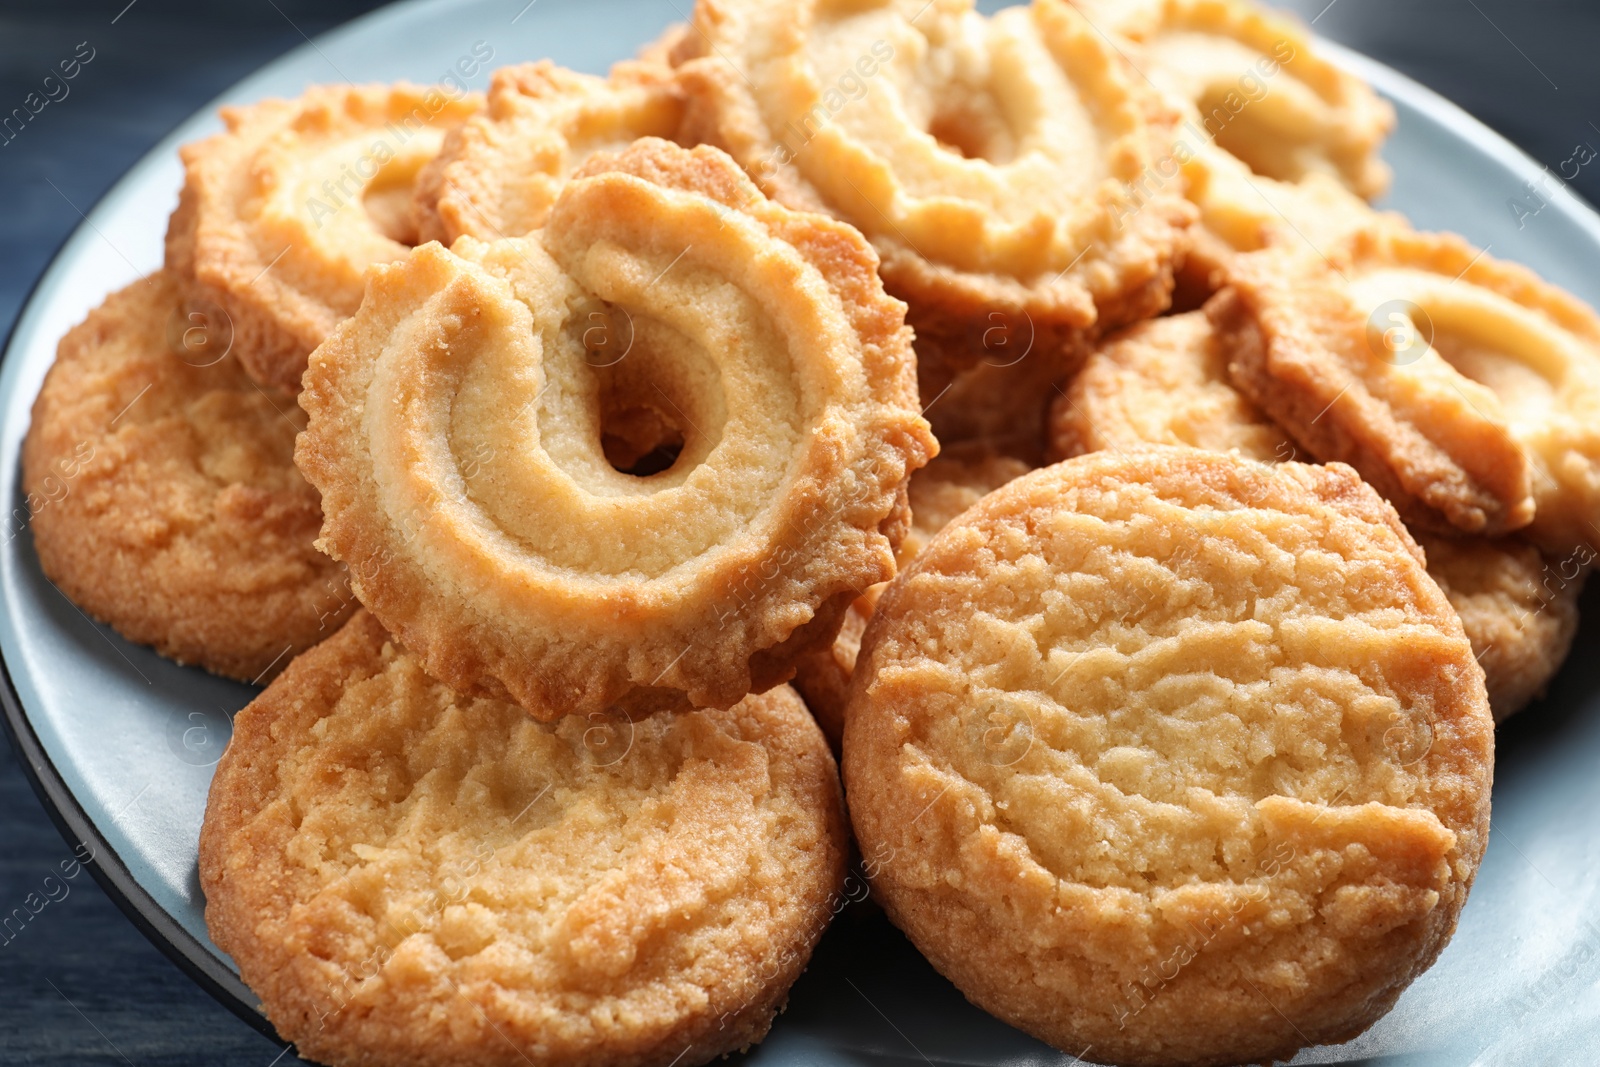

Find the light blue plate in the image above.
[{"left": 3, "top": 2, "right": 1599, "bottom": 1063}]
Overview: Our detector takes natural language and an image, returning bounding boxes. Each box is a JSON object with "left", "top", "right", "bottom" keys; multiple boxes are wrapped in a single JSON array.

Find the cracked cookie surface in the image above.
[{"left": 844, "top": 447, "right": 1492, "bottom": 1067}]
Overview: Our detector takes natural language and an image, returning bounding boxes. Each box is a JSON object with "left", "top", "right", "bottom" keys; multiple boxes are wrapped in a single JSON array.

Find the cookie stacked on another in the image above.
[
  {"left": 202, "top": 611, "right": 847, "bottom": 1067},
  {"left": 1049, "top": 311, "right": 1585, "bottom": 722},
  {"left": 845, "top": 449, "right": 1494, "bottom": 1067}
]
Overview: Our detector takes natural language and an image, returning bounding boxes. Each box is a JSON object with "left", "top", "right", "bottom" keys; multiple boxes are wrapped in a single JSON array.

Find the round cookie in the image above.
[
  {"left": 412, "top": 59, "right": 685, "bottom": 246},
  {"left": 167, "top": 83, "right": 480, "bottom": 392},
  {"left": 21, "top": 271, "right": 353, "bottom": 682},
  {"left": 675, "top": 0, "right": 1194, "bottom": 376},
  {"left": 1050, "top": 310, "right": 1582, "bottom": 722},
  {"left": 793, "top": 442, "right": 1033, "bottom": 745},
  {"left": 844, "top": 447, "right": 1493, "bottom": 1067},
  {"left": 298, "top": 139, "right": 935, "bottom": 720},
  {"left": 200, "top": 610, "right": 847, "bottom": 1067}
]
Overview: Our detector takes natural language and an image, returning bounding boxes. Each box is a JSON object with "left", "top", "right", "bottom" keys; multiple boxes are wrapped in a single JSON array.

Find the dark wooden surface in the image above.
[{"left": 1, "top": 2, "right": 1597, "bottom": 1064}]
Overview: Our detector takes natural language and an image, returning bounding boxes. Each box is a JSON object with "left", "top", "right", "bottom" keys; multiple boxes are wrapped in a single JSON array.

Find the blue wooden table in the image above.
[{"left": 1, "top": 1, "right": 1597, "bottom": 1063}]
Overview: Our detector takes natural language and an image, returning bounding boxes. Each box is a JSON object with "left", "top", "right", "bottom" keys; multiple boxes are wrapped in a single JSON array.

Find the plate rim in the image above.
[
  {"left": 3, "top": 1, "right": 1599, "bottom": 1058},
  {"left": 0, "top": 651, "right": 283, "bottom": 1042}
]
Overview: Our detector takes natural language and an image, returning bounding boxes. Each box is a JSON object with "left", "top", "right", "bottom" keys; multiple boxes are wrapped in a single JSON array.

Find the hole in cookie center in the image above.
[
  {"left": 362, "top": 158, "right": 426, "bottom": 246},
  {"left": 588, "top": 310, "right": 704, "bottom": 479},
  {"left": 364, "top": 185, "right": 418, "bottom": 245},
  {"left": 928, "top": 94, "right": 1017, "bottom": 165},
  {"left": 601, "top": 408, "right": 686, "bottom": 477}
]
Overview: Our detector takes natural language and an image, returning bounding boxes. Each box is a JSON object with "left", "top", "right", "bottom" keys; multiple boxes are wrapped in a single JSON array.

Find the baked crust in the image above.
[
  {"left": 21, "top": 271, "right": 353, "bottom": 681},
  {"left": 674, "top": 0, "right": 1194, "bottom": 377},
  {"left": 298, "top": 139, "right": 935, "bottom": 719},
  {"left": 200, "top": 610, "right": 848, "bottom": 1067},
  {"left": 166, "top": 83, "right": 480, "bottom": 392},
  {"left": 843, "top": 447, "right": 1493, "bottom": 1067}
]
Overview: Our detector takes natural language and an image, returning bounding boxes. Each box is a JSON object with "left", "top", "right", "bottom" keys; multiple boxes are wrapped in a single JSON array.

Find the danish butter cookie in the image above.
[
  {"left": 844, "top": 448, "right": 1493, "bottom": 1067},
  {"left": 200, "top": 610, "right": 847, "bottom": 1067},
  {"left": 299, "top": 139, "right": 935, "bottom": 720},
  {"left": 676, "top": 0, "right": 1194, "bottom": 376},
  {"left": 794, "top": 442, "right": 1033, "bottom": 744},
  {"left": 1071, "top": 0, "right": 1393, "bottom": 296},
  {"left": 21, "top": 272, "right": 352, "bottom": 681},
  {"left": 1049, "top": 310, "right": 1580, "bottom": 721},
  {"left": 1214, "top": 234, "right": 1537, "bottom": 538},
  {"left": 1075, "top": 0, "right": 1392, "bottom": 196},
  {"left": 1335, "top": 226, "right": 1600, "bottom": 552},
  {"left": 167, "top": 83, "right": 480, "bottom": 391},
  {"left": 412, "top": 59, "right": 685, "bottom": 246}
]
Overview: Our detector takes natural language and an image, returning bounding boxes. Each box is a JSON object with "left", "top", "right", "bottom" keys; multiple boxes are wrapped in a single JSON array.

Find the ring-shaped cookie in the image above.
[
  {"left": 676, "top": 0, "right": 1194, "bottom": 374},
  {"left": 412, "top": 59, "right": 685, "bottom": 246},
  {"left": 299, "top": 139, "right": 935, "bottom": 720},
  {"left": 1071, "top": 0, "right": 1394, "bottom": 295},
  {"left": 201, "top": 611, "right": 847, "bottom": 1067},
  {"left": 1213, "top": 229, "right": 1542, "bottom": 539},
  {"left": 1075, "top": 0, "right": 1393, "bottom": 195},
  {"left": 1339, "top": 226, "right": 1600, "bottom": 552},
  {"left": 167, "top": 83, "right": 481, "bottom": 392}
]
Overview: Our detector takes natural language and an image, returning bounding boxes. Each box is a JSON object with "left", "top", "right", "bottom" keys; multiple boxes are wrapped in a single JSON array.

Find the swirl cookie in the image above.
[
  {"left": 844, "top": 448, "right": 1493, "bottom": 1067},
  {"left": 1075, "top": 0, "right": 1393, "bottom": 196},
  {"left": 1176, "top": 163, "right": 1382, "bottom": 301},
  {"left": 21, "top": 272, "right": 353, "bottom": 682},
  {"left": 675, "top": 0, "right": 1194, "bottom": 375},
  {"left": 299, "top": 139, "right": 935, "bottom": 720},
  {"left": 1049, "top": 310, "right": 1582, "bottom": 721},
  {"left": 412, "top": 59, "right": 685, "bottom": 246},
  {"left": 1069, "top": 0, "right": 1394, "bottom": 296},
  {"left": 200, "top": 610, "right": 846, "bottom": 1067},
  {"left": 1213, "top": 234, "right": 1539, "bottom": 539},
  {"left": 166, "top": 83, "right": 480, "bottom": 392},
  {"left": 794, "top": 442, "right": 1033, "bottom": 745}
]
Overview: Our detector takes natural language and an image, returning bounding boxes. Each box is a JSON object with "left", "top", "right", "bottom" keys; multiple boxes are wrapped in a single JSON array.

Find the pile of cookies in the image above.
[{"left": 21, "top": 1, "right": 1597, "bottom": 1064}]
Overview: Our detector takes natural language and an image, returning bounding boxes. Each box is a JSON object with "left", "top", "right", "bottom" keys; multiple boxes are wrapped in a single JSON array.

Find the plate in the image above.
[{"left": 4, "top": 2, "right": 1600, "bottom": 1063}]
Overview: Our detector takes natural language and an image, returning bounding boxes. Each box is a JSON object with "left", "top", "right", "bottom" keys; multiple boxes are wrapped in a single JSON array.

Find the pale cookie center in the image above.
[
  {"left": 1352, "top": 268, "right": 1569, "bottom": 433},
  {"left": 269, "top": 128, "right": 447, "bottom": 289},
  {"left": 1150, "top": 32, "right": 1334, "bottom": 185}
]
